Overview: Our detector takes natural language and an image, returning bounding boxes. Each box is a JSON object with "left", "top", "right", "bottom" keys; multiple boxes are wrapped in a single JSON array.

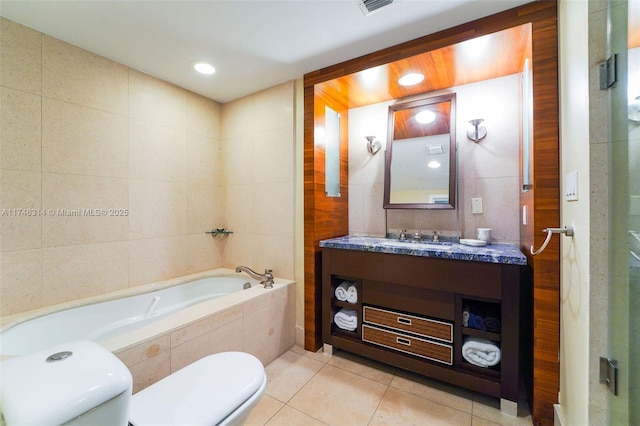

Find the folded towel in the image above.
[
  {"left": 334, "top": 281, "right": 351, "bottom": 302},
  {"left": 334, "top": 308, "right": 358, "bottom": 331},
  {"left": 484, "top": 316, "right": 501, "bottom": 333},
  {"left": 483, "top": 305, "right": 501, "bottom": 332},
  {"left": 462, "top": 304, "right": 470, "bottom": 327},
  {"left": 346, "top": 282, "right": 358, "bottom": 304},
  {"left": 471, "top": 315, "right": 487, "bottom": 331},
  {"left": 462, "top": 337, "right": 501, "bottom": 368}
]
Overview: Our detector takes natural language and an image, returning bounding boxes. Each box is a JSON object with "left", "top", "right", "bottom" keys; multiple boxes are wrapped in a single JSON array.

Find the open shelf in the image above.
[
  {"left": 462, "top": 327, "right": 501, "bottom": 342},
  {"left": 334, "top": 300, "right": 358, "bottom": 309},
  {"left": 322, "top": 247, "right": 526, "bottom": 407}
]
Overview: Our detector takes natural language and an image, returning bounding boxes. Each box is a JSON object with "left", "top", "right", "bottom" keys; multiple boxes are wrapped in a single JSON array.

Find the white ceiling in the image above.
[{"left": 1, "top": 0, "right": 531, "bottom": 103}]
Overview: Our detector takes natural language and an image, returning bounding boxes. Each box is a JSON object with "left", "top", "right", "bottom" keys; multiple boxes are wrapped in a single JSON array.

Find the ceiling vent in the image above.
[{"left": 359, "top": 0, "right": 394, "bottom": 16}]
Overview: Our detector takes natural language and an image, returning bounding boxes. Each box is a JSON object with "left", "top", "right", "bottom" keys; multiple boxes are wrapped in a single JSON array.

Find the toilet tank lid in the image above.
[
  {"left": 130, "top": 351, "right": 265, "bottom": 426},
  {"left": 1, "top": 340, "right": 132, "bottom": 426}
]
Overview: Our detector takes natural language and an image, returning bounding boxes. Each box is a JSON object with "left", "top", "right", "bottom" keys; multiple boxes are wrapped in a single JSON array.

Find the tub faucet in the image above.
[{"left": 235, "top": 266, "right": 274, "bottom": 289}]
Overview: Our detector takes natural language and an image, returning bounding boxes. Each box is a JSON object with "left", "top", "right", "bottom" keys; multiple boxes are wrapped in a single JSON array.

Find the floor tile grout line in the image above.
[
  {"left": 283, "top": 403, "right": 330, "bottom": 425},
  {"left": 366, "top": 383, "right": 391, "bottom": 426},
  {"left": 272, "top": 355, "right": 330, "bottom": 405},
  {"left": 286, "top": 347, "right": 532, "bottom": 425},
  {"left": 276, "top": 360, "right": 337, "bottom": 425}
]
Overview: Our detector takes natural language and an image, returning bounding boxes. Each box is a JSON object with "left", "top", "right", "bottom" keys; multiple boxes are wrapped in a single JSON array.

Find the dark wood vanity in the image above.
[{"left": 321, "top": 237, "right": 529, "bottom": 413}]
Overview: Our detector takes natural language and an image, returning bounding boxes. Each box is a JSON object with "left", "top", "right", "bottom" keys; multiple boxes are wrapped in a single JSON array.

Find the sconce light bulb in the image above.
[
  {"left": 467, "top": 119, "right": 487, "bottom": 142},
  {"left": 365, "top": 136, "right": 381, "bottom": 155}
]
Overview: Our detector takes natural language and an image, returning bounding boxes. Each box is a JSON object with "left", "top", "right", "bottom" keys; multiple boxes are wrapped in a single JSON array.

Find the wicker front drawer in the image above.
[
  {"left": 362, "top": 324, "right": 453, "bottom": 365},
  {"left": 363, "top": 306, "right": 453, "bottom": 343}
]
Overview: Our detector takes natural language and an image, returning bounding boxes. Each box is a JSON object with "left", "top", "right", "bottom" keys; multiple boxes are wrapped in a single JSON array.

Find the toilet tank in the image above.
[{"left": 1, "top": 340, "right": 132, "bottom": 426}]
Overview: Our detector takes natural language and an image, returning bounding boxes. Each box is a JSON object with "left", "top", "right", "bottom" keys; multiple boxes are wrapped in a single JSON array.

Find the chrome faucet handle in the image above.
[
  {"left": 414, "top": 230, "right": 422, "bottom": 240},
  {"left": 432, "top": 231, "right": 440, "bottom": 242},
  {"left": 399, "top": 230, "right": 407, "bottom": 241},
  {"left": 262, "top": 269, "right": 274, "bottom": 289}
]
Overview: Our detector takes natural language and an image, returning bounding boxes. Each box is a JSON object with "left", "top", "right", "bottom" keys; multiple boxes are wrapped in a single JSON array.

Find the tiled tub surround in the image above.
[
  {"left": 319, "top": 235, "right": 527, "bottom": 265},
  {"left": 0, "top": 269, "right": 296, "bottom": 393},
  {"left": 1, "top": 18, "right": 297, "bottom": 320}
]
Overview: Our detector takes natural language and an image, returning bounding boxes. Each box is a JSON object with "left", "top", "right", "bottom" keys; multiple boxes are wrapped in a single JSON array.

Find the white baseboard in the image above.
[
  {"left": 554, "top": 404, "right": 566, "bottom": 426},
  {"left": 295, "top": 325, "right": 304, "bottom": 347}
]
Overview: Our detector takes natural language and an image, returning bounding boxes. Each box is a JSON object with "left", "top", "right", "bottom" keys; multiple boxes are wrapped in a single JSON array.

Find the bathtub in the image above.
[{"left": 0, "top": 269, "right": 296, "bottom": 360}]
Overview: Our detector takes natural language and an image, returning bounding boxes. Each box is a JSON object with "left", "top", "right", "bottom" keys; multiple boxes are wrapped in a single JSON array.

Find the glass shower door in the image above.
[{"left": 609, "top": 0, "right": 639, "bottom": 423}]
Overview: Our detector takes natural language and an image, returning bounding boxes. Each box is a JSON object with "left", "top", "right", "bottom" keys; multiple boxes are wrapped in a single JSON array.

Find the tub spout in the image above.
[{"left": 235, "top": 266, "right": 274, "bottom": 289}]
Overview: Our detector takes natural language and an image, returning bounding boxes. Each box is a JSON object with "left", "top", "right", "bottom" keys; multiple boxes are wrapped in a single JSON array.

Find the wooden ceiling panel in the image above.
[
  {"left": 393, "top": 102, "right": 451, "bottom": 140},
  {"left": 316, "top": 24, "right": 532, "bottom": 109}
]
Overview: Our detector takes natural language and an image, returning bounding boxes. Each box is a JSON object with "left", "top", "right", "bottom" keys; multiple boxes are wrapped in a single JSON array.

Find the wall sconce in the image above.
[
  {"left": 467, "top": 119, "right": 487, "bottom": 142},
  {"left": 365, "top": 136, "right": 382, "bottom": 155}
]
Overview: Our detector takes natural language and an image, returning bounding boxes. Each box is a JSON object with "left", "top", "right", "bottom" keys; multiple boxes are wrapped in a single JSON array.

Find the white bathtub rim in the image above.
[
  {"left": 1, "top": 268, "right": 294, "bottom": 355},
  {"left": 100, "top": 279, "right": 293, "bottom": 355}
]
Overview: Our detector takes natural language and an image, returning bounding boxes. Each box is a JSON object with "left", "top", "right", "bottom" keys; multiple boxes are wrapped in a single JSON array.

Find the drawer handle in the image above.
[
  {"left": 397, "top": 317, "right": 412, "bottom": 326},
  {"left": 396, "top": 337, "right": 411, "bottom": 346}
]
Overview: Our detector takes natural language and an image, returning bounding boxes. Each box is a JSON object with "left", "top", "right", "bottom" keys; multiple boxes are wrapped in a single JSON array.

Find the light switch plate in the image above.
[
  {"left": 564, "top": 171, "right": 578, "bottom": 201},
  {"left": 472, "top": 198, "right": 483, "bottom": 214}
]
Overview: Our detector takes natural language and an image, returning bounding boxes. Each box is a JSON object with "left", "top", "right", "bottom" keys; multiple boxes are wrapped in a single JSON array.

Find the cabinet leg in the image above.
[
  {"left": 323, "top": 343, "right": 334, "bottom": 356},
  {"left": 500, "top": 398, "right": 518, "bottom": 417}
]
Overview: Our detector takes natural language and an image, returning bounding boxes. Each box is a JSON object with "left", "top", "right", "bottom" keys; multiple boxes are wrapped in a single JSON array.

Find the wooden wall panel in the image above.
[
  {"left": 527, "top": 14, "right": 560, "bottom": 426},
  {"left": 304, "top": 1, "right": 559, "bottom": 423},
  {"left": 303, "top": 85, "right": 349, "bottom": 351}
]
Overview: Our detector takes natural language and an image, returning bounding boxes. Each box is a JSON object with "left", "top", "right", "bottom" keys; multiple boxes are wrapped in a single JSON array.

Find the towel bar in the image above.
[{"left": 530, "top": 226, "right": 574, "bottom": 256}]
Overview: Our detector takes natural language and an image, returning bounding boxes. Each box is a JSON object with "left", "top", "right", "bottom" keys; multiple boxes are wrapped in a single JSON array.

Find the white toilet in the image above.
[{"left": 1, "top": 340, "right": 266, "bottom": 426}]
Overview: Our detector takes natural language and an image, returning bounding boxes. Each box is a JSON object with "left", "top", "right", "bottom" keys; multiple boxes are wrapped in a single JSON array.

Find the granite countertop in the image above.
[{"left": 319, "top": 235, "right": 528, "bottom": 266}]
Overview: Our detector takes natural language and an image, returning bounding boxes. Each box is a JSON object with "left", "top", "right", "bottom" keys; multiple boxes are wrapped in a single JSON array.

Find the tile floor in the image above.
[{"left": 245, "top": 345, "right": 534, "bottom": 426}]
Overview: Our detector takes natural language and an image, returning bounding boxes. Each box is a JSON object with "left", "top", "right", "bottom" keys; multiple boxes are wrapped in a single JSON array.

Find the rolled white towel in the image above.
[
  {"left": 334, "top": 308, "right": 358, "bottom": 331},
  {"left": 462, "top": 337, "right": 501, "bottom": 368},
  {"left": 334, "top": 281, "right": 351, "bottom": 302},
  {"left": 346, "top": 282, "right": 358, "bottom": 304}
]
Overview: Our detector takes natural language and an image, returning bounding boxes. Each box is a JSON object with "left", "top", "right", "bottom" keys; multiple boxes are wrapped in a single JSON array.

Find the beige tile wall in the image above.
[
  {"left": 0, "top": 18, "right": 224, "bottom": 315},
  {"left": 219, "top": 81, "right": 295, "bottom": 279},
  {"left": 348, "top": 75, "right": 521, "bottom": 244}
]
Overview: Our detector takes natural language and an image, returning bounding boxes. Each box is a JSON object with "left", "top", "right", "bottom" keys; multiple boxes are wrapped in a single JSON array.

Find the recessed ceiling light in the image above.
[
  {"left": 192, "top": 61, "right": 216, "bottom": 75},
  {"left": 428, "top": 160, "right": 442, "bottom": 169},
  {"left": 398, "top": 72, "right": 424, "bottom": 86},
  {"left": 415, "top": 110, "right": 436, "bottom": 124}
]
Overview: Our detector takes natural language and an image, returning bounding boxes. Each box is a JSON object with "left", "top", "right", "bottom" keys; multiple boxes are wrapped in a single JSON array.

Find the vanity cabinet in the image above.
[{"left": 321, "top": 246, "right": 529, "bottom": 411}]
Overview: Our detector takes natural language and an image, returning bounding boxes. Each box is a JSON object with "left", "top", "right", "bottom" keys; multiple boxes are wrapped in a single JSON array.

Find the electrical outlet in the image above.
[{"left": 472, "top": 198, "right": 483, "bottom": 214}]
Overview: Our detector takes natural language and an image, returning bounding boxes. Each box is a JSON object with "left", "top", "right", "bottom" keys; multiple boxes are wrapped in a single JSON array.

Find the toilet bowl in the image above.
[{"left": 1, "top": 341, "right": 266, "bottom": 426}]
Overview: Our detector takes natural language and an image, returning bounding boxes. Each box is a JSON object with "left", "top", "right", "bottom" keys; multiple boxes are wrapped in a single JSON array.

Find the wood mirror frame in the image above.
[{"left": 384, "top": 93, "right": 457, "bottom": 209}]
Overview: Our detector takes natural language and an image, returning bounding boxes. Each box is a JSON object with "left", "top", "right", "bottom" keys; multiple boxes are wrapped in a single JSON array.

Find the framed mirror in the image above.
[{"left": 384, "top": 93, "right": 457, "bottom": 209}]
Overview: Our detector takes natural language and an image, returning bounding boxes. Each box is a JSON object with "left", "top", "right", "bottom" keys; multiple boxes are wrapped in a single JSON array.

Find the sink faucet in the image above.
[
  {"left": 414, "top": 230, "right": 422, "bottom": 241},
  {"left": 432, "top": 231, "right": 440, "bottom": 242},
  {"left": 235, "top": 266, "right": 274, "bottom": 289}
]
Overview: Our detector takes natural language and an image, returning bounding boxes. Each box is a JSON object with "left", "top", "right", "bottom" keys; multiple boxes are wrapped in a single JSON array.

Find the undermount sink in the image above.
[{"left": 375, "top": 240, "right": 453, "bottom": 251}]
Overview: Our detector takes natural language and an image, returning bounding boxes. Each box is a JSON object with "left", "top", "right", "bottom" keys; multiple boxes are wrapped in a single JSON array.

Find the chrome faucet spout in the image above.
[{"left": 235, "top": 266, "right": 274, "bottom": 289}]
